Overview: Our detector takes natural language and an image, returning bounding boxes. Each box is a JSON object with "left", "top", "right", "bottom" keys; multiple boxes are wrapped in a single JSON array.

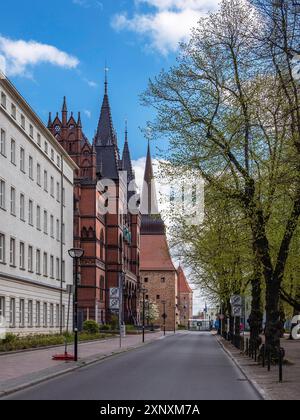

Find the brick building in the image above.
[
  {"left": 177, "top": 265, "right": 193, "bottom": 327},
  {"left": 140, "top": 143, "right": 179, "bottom": 331},
  {"left": 48, "top": 77, "right": 141, "bottom": 325}
]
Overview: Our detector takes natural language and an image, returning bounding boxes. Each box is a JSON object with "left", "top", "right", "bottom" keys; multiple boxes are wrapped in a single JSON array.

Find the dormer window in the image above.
[{"left": 69, "top": 124, "right": 75, "bottom": 129}]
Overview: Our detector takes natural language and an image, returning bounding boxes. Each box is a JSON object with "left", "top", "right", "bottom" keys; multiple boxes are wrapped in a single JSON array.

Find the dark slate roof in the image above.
[
  {"left": 122, "top": 127, "right": 134, "bottom": 183},
  {"left": 94, "top": 93, "right": 117, "bottom": 147},
  {"left": 141, "top": 214, "right": 166, "bottom": 235},
  {"left": 95, "top": 145, "right": 120, "bottom": 179}
]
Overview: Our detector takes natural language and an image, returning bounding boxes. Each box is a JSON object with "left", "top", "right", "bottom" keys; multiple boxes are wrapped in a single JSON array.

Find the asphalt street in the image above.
[{"left": 5, "top": 332, "right": 261, "bottom": 400}]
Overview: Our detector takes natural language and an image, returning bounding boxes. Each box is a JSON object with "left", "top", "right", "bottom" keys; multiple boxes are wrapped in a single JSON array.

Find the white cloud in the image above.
[
  {"left": 112, "top": 0, "right": 219, "bottom": 54},
  {"left": 0, "top": 35, "right": 79, "bottom": 77},
  {"left": 84, "top": 78, "right": 98, "bottom": 88},
  {"left": 84, "top": 109, "right": 92, "bottom": 118},
  {"left": 73, "top": 0, "right": 103, "bottom": 9}
]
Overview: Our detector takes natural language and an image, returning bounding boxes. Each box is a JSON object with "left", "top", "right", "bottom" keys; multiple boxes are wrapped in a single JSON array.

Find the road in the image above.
[{"left": 5, "top": 332, "right": 261, "bottom": 400}]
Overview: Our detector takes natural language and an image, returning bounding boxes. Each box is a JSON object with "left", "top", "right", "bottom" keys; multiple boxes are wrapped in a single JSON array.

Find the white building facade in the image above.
[{"left": 0, "top": 76, "right": 77, "bottom": 335}]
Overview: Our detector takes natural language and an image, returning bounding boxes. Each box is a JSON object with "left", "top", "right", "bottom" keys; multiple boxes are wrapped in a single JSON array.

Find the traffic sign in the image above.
[
  {"left": 232, "top": 306, "right": 242, "bottom": 317},
  {"left": 219, "top": 314, "right": 225, "bottom": 320},
  {"left": 230, "top": 295, "right": 243, "bottom": 307}
]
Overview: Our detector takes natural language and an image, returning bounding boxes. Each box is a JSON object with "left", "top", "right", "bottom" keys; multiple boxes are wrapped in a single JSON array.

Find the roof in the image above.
[
  {"left": 94, "top": 91, "right": 117, "bottom": 147},
  {"left": 122, "top": 125, "right": 134, "bottom": 183},
  {"left": 177, "top": 265, "right": 193, "bottom": 294},
  {"left": 140, "top": 234, "right": 176, "bottom": 271}
]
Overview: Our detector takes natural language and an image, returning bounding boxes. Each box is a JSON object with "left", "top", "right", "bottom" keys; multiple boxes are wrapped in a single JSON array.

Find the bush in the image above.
[
  {"left": 110, "top": 315, "right": 119, "bottom": 330},
  {"left": 126, "top": 324, "right": 136, "bottom": 331},
  {"left": 83, "top": 320, "right": 99, "bottom": 335},
  {"left": 100, "top": 324, "right": 111, "bottom": 331},
  {"left": 178, "top": 324, "right": 187, "bottom": 330}
]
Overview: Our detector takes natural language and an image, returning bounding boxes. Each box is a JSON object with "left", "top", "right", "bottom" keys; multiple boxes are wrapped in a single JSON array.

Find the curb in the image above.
[
  {"left": 0, "top": 333, "right": 173, "bottom": 398},
  {"left": 216, "top": 336, "right": 271, "bottom": 401}
]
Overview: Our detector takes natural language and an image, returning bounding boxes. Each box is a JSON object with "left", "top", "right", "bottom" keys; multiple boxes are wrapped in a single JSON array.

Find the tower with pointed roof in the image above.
[{"left": 140, "top": 143, "right": 179, "bottom": 330}]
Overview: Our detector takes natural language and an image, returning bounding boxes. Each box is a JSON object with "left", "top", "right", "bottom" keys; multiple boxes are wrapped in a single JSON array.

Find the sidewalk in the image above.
[
  {"left": 216, "top": 334, "right": 300, "bottom": 400},
  {"left": 0, "top": 331, "right": 171, "bottom": 397}
]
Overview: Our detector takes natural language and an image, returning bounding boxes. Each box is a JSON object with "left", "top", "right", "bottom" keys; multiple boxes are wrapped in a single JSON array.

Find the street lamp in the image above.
[
  {"left": 162, "top": 300, "right": 166, "bottom": 336},
  {"left": 68, "top": 248, "right": 84, "bottom": 362}
]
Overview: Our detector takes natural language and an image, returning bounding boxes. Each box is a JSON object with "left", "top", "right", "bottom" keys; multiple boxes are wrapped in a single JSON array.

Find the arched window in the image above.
[
  {"left": 81, "top": 227, "right": 88, "bottom": 238},
  {"left": 88, "top": 227, "right": 94, "bottom": 238}
]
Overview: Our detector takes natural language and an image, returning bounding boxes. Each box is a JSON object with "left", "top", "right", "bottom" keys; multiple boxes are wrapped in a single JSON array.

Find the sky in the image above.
[{"left": 0, "top": 0, "right": 219, "bottom": 314}]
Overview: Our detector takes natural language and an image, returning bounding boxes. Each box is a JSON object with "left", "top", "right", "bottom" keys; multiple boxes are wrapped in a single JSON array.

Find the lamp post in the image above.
[
  {"left": 162, "top": 300, "right": 166, "bottom": 336},
  {"left": 68, "top": 248, "right": 84, "bottom": 362}
]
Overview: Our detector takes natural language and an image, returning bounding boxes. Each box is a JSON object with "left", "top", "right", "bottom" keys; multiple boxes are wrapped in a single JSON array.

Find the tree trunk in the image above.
[
  {"left": 265, "top": 280, "right": 281, "bottom": 360},
  {"left": 248, "top": 275, "right": 263, "bottom": 350}
]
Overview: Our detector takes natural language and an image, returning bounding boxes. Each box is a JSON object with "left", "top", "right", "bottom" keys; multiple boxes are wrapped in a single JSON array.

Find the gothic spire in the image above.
[
  {"left": 94, "top": 69, "right": 117, "bottom": 147},
  {"left": 122, "top": 120, "right": 134, "bottom": 182},
  {"left": 62, "top": 96, "right": 68, "bottom": 126},
  {"left": 62, "top": 96, "right": 67, "bottom": 112},
  {"left": 141, "top": 141, "right": 159, "bottom": 215},
  {"left": 47, "top": 112, "right": 52, "bottom": 128},
  {"left": 77, "top": 112, "right": 82, "bottom": 128}
]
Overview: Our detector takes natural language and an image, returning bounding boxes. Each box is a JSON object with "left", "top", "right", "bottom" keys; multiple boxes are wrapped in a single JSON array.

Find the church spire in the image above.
[
  {"left": 47, "top": 112, "right": 52, "bottom": 128},
  {"left": 141, "top": 141, "right": 159, "bottom": 215},
  {"left": 94, "top": 68, "right": 117, "bottom": 147},
  {"left": 122, "top": 120, "right": 134, "bottom": 182},
  {"left": 62, "top": 96, "right": 68, "bottom": 126}
]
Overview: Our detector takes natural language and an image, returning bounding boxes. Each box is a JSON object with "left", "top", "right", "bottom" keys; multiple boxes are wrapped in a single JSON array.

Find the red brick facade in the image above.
[{"left": 48, "top": 87, "right": 141, "bottom": 325}]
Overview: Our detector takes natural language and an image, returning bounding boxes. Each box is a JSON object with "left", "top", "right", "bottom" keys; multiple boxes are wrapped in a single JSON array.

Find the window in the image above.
[
  {"left": 50, "top": 215, "right": 54, "bottom": 238},
  {"left": 50, "top": 304, "right": 54, "bottom": 327},
  {"left": 36, "top": 301, "right": 41, "bottom": 327},
  {"left": 21, "top": 114, "right": 25, "bottom": 129},
  {"left": 28, "top": 200, "right": 33, "bottom": 225},
  {"left": 62, "top": 188, "right": 65, "bottom": 206},
  {"left": 9, "top": 298, "right": 15, "bottom": 327},
  {"left": 29, "top": 156, "right": 33, "bottom": 179},
  {"left": 43, "top": 210, "right": 48, "bottom": 234},
  {"left": 0, "top": 129, "right": 6, "bottom": 156},
  {"left": 37, "top": 133, "right": 41, "bottom": 146},
  {"left": 56, "top": 258, "right": 60, "bottom": 280},
  {"left": 43, "top": 302, "right": 47, "bottom": 327},
  {"left": 10, "top": 187, "right": 15, "bottom": 216},
  {"left": 20, "top": 193, "right": 25, "bottom": 221},
  {"left": 11, "top": 103, "right": 16, "bottom": 119},
  {"left": 57, "top": 155, "right": 60, "bottom": 168},
  {"left": 51, "top": 149, "right": 54, "bottom": 161},
  {"left": 36, "top": 205, "right": 41, "bottom": 230},
  {"left": 29, "top": 124, "right": 33, "bottom": 138},
  {"left": 10, "top": 237, "right": 15, "bottom": 266},
  {"left": 19, "top": 242, "right": 25, "bottom": 269},
  {"left": 56, "top": 304, "right": 60, "bottom": 328},
  {"left": 56, "top": 182, "right": 60, "bottom": 202},
  {"left": 28, "top": 245, "right": 33, "bottom": 272},
  {"left": 10, "top": 139, "right": 15, "bottom": 164},
  {"left": 37, "top": 163, "right": 41, "bottom": 186},
  {"left": 44, "top": 170, "right": 48, "bottom": 192},
  {"left": 20, "top": 147, "right": 25, "bottom": 172},
  {"left": 100, "top": 276, "right": 105, "bottom": 302},
  {"left": 43, "top": 252, "right": 48, "bottom": 276},
  {"left": 19, "top": 299, "right": 25, "bottom": 327},
  {"left": 161, "top": 277, "right": 165, "bottom": 283},
  {"left": 156, "top": 295, "right": 160, "bottom": 300},
  {"left": 50, "top": 177, "right": 54, "bottom": 197},
  {"left": 36, "top": 249, "right": 41, "bottom": 274},
  {"left": 56, "top": 219, "right": 60, "bottom": 241},
  {"left": 44, "top": 141, "right": 48, "bottom": 154},
  {"left": 144, "top": 277, "right": 148, "bottom": 283},
  {"left": 1, "top": 92, "right": 6, "bottom": 108},
  {"left": 0, "top": 233, "right": 5, "bottom": 264},
  {"left": 28, "top": 300, "right": 33, "bottom": 327},
  {"left": 0, "top": 296, "right": 5, "bottom": 318},
  {"left": 0, "top": 179, "right": 5, "bottom": 209},
  {"left": 50, "top": 255, "right": 54, "bottom": 278}
]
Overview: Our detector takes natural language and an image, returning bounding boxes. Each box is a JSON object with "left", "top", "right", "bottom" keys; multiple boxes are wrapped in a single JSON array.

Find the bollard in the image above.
[
  {"left": 246, "top": 338, "right": 249, "bottom": 356},
  {"left": 254, "top": 345, "right": 257, "bottom": 362},
  {"left": 279, "top": 347, "right": 283, "bottom": 383},
  {"left": 267, "top": 349, "right": 271, "bottom": 372}
]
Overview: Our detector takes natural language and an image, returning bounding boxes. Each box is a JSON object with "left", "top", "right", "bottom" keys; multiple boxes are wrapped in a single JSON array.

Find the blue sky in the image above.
[{"left": 0, "top": 0, "right": 217, "bottom": 161}]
